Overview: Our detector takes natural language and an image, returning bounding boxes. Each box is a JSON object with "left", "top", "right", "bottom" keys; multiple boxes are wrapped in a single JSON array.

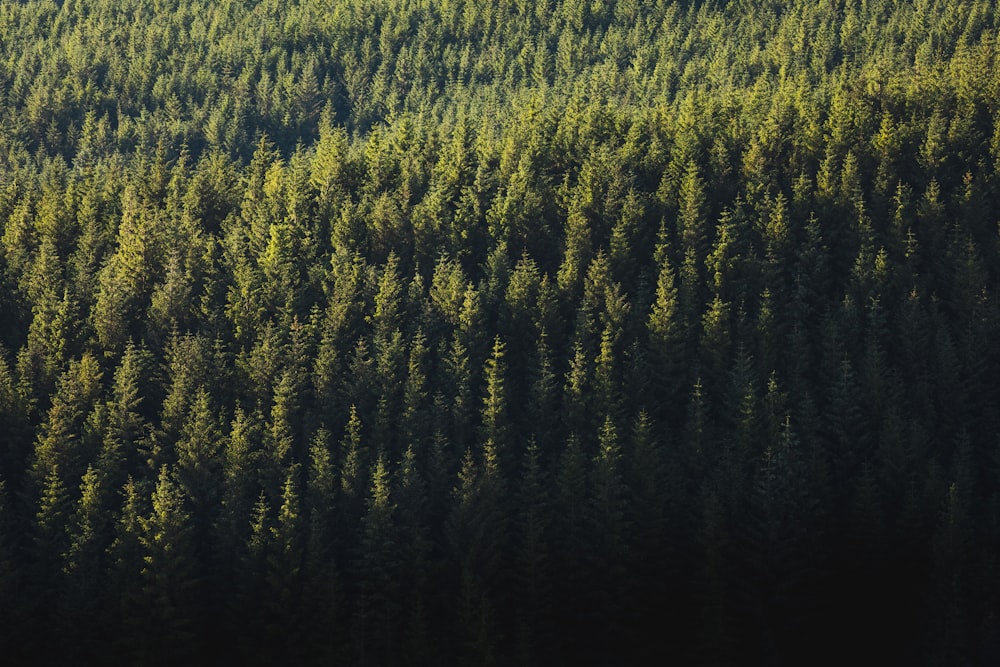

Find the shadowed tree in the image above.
[
  {"left": 136, "top": 465, "right": 198, "bottom": 663},
  {"left": 355, "top": 453, "right": 400, "bottom": 666}
]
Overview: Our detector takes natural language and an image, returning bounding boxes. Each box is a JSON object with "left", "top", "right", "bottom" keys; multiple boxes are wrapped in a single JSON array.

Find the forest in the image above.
[{"left": 1, "top": 0, "right": 999, "bottom": 663}]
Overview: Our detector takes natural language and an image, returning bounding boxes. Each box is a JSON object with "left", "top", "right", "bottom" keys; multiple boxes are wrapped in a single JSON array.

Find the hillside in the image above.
[{"left": 1, "top": 0, "right": 1000, "bottom": 663}]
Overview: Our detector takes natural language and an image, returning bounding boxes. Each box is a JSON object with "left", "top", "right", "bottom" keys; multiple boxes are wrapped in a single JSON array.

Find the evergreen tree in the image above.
[
  {"left": 480, "top": 336, "right": 511, "bottom": 474},
  {"left": 99, "top": 343, "right": 149, "bottom": 490},
  {"left": 263, "top": 465, "right": 305, "bottom": 661},
  {"left": 584, "top": 415, "right": 629, "bottom": 657},
  {"left": 137, "top": 465, "right": 198, "bottom": 662},
  {"left": 339, "top": 405, "right": 367, "bottom": 538},
  {"left": 31, "top": 464, "right": 70, "bottom": 628},
  {"left": 64, "top": 464, "right": 113, "bottom": 648},
  {"left": 175, "top": 387, "right": 223, "bottom": 541},
  {"left": 0, "top": 479, "right": 17, "bottom": 654},
  {"left": 356, "top": 454, "right": 400, "bottom": 666},
  {"left": 302, "top": 428, "right": 342, "bottom": 661},
  {"left": 647, "top": 253, "right": 686, "bottom": 423},
  {"left": 512, "top": 438, "right": 551, "bottom": 665},
  {"left": 395, "top": 443, "right": 433, "bottom": 665},
  {"left": 30, "top": 354, "right": 103, "bottom": 493},
  {"left": 447, "top": 446, "right": 505, "bottom": 666},
  {"left": 109, "top": 476, "right": 145, "bottom": 658}
]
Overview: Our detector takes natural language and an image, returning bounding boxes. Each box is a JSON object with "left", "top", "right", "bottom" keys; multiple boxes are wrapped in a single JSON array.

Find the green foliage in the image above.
[{"left": 1, "top": 0, "right": 999, "bottom": 662}]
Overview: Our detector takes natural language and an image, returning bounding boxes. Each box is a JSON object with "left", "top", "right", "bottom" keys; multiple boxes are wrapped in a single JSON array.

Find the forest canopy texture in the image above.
[{"left": 1, "top": 0, "right": 1000, "bottom": 664}]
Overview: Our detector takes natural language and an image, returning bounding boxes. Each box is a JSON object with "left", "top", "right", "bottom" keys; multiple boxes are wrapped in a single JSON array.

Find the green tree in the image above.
[
  {"left": 480, "top": 336, "right": 510, "bottom": 475},
  {"left": 356, "top": 454, "right": 400, "bottom": 665},
  {"left": 401, "top": 330, "right": 432, "bottom": 452},
  {"left": 513, "top": 438, "right": 551, "bottom": 664},
  {"left": 99, "top": 343, "right": 149, "bottom": 490},
  {"left": 216, "top": 407, "right": 262, "bottom": 591},
  {"left": 174, "top": 386, "right": 224, "bottom": 595},
  {"left": 64, "top": 464, "right": 113, "bottom": 648},
  {"left": 109, "top": 476, "right": 145, "bottom": 657},
  {"left": 32, "top": 464, "right": 70, "bottom": 603},
  {"left": 29, "top": 354, "right": 103, "bottom": 492},
  {"left": 585, "top": 416, "right": 629, "bottom": 654},
  {"left": 263, "top": 465, "right": 306, "bottom": 660},
  {"left": 0, "top": 479, "right": 16, "bottom": 650},
  {"left": 302, "top": 428, "right": 342, "bottom": 661},
  {"left": 137, "top": 465, "right": 198, "bottom": 662},
  {"left": 93, "top": 186, "right": 162, "bottom": 353},
  {"left": 340, "top": 404, "right": 366, "bottom": 506},
  {"left": 395, "top": 443, "right": 432, "bottom": 665},
  {"left": 448, "top": 446, "right": 503, "bottom": 667},
  {"left": 647, "top": 253, "right": 685, "bottom": 416}
]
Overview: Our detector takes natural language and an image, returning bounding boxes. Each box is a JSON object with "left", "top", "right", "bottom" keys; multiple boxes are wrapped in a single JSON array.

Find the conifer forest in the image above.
[{"left": 2, "top": 0, "right": 1000, "bottom": 664}]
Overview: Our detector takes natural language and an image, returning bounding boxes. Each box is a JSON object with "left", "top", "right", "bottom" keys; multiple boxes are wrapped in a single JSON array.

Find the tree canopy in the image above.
[{"left": 2, "top": 0, "right": 1000, "bottom": 664}]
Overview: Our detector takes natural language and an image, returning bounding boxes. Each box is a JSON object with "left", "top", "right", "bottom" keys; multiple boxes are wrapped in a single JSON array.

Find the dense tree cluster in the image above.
[{"left": 2, "top": 0, "right": 1000, "bottom": 663}]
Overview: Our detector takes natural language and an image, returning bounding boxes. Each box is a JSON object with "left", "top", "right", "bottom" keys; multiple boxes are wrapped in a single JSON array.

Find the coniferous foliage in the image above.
[{"left": 2, "top": 0, "right": 1000, "bottom": 663}]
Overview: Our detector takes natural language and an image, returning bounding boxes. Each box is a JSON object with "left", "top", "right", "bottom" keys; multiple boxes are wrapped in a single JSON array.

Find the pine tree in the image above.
[
  {"left": 528, "top": 331, "right": 559, "bottom": 449},
  {"left": 396, "top": 443, "right": 432, "bottom": 665},
  {"left": 266, "top": 369, "right": 300, "bottom": 483},
  {"left": 214, "top": 406, "right": 263, "bottom": 649},
  {"left": 743, "top": 418, "right": 821, "bottom": 664},
  {"left": 175, "top": 387, "right": 223, "bottom": 541},
  {"left": 647, "top": 253, "right": 685, "bottom": 423},
  {"left": 0, "top": 479, "right": 17, "bottom": 654},
  {"left": 448, "top": 444, "right": 506, "bottom": 666},
  {"left": 154, "top": 332, "right": 209, "bottom": 470},
  {"left": 372, "top": 329, "right": 406, "bottom": 455},
  {"left": 401, "top": 330, "right": 431, "bottom": 452},
  {"left": 238, "top": 491, "right": 273, "bottom": 659},
  {"left": 109, "top": 476, "right": 145, "bottom": 658},
  {"left": 513, "top": 438, "right": 551, "bottom": 665},
  {"left": 628, "top": 409, "right": 668, "bottom": 571},
  {"left": 552, "top": 432, "right": 587, "bottom": 657},
  {"left": 562, "top": 340, "right": 591, "bottom": 443},
  {"left": 31, "top": 464, "right": 70, "bottom": 626},
  {"left": 0, "top": 351, "right": 29, "bottom": 497},
  {"left": 372, "top": 252, "right": 404, "bottom": 342},
  {"left": 302, "top": 428, "right": 342, "bottom": 661},
  {"left": 64, "top": 465, "right": 113, "bottom": 647},
  {"left": 137, "top": 465, "right": 198, "bottom": 662},
  {"left": 678, "top": 160, "right": 708, "bottom": 262},
  {"left": 30, "top": 354, "right": 103, "bottom": 494},
  {"left": 99, "top": 343, "right": 149, "bottom": 491},
  {"left": 700, "top": 294, "right": 731, "bottom": 396},
  {"left": 93, "top": 186, "right": 161, "bottom": 353},
  {"left": 264, "top": 465, "right": 305, "bottom": 660},
  {"left": 339, "top": 405, "right": 367, "bottom": 537},
  {"left": 480, "top": 336, "right": 510, "bottom": 475},
  {"left": 356, "top": 454, "right": 400, "bottom": 665},
  {"left": 585, "top": 415, "right": 629, "bottom": 657},
  {"left": 444, "top": 334, "right": 475, "bottom": 451},
  {"left": 593, "top": 324, "right": 622, "bottom": 423}
]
